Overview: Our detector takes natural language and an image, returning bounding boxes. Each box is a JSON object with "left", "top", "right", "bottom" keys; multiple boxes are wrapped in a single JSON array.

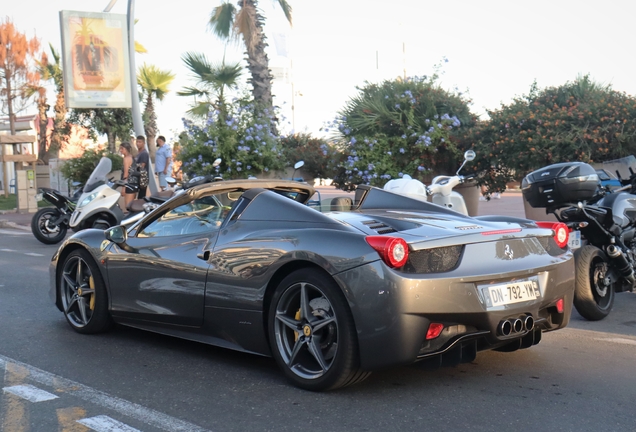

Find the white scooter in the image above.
[
  {"left": 383, "top": 150, "right": 476, "bottom": 215},
  {"left": 69, "top": 157, "right": 127, "bottom": 231}
]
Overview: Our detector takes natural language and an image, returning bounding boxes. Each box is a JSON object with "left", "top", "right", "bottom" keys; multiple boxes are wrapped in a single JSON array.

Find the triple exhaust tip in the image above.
[{"left": 498, "top": 315, "right": 534, "bottom": 336}]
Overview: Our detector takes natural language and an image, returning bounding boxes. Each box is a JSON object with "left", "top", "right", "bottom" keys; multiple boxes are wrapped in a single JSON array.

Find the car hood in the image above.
[{"left": 325, "top": 209, "right": 547, "bottom": 248}]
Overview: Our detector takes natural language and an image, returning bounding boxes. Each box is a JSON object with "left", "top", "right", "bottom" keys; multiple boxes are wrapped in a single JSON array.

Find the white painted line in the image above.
[
  {"left": 78, "top": 415, "right": 141, "bottom": 432},
  {"left": 0, "top": 229, "right": 30, "bottom": 236},
  {"left": 0, "top": 355, "right": 209, "bottom": 432},
  {"left": 23, "top": 252, "right": 44, "bottom": 257},
  {"left": 3, "top": 384, "right": 59, "bottom": 402},
  {"left": 599, "top": 337, "right": 636, "bottom": 346},
  {"left": 0, "top": 248, "right": 17, "bottom": 252}
]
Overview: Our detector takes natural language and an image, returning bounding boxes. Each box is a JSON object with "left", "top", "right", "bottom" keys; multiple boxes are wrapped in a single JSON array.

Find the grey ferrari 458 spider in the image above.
[{"left": 49, "top": 179, "right": 575, "bottom": 391}]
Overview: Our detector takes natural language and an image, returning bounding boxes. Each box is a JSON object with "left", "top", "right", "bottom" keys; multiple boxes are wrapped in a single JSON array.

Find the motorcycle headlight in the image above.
[{"left": 79, "top": 192, "right": 98, "bottom": 208}]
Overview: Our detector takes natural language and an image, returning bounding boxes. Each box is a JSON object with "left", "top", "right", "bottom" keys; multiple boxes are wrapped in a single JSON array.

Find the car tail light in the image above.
[
  {"left": 426, "top": 323, "right": 444, "bottom": 340},
  {"left": 536, "top": 221, "right": 569, "bottom": 248},
  {"left": 366, "top": 236, "right": 409, "bottom": 268},
  {"left": 556, "top": 298, "right": 564, "bottom": 313}
]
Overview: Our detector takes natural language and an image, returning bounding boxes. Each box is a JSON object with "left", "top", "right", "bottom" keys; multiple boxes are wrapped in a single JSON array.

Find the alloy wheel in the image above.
[
  {"left": 273, "top": 281, "right": 339, "bottom": 380},
  {"left": 60, "top": 255, "right": 96, "bottom": 328}
]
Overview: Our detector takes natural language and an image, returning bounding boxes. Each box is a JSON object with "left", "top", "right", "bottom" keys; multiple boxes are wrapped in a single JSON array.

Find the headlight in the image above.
[{"left": 79, "top": 192, "right": 98, "bottom": 208}]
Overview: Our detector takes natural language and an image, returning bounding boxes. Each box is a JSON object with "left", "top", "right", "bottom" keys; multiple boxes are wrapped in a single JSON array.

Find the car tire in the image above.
[
  {"left": 268, "top": 268, "right": 370, "bottom": 391},
  {"left": 31, "top": 208, "right": 67, "bottom": 245},
  {"left": 573, "top": 245, "right": 615, "bottom": 321},
  {"left": 59, "top": 249, "right": 113, "bottom": 334}
]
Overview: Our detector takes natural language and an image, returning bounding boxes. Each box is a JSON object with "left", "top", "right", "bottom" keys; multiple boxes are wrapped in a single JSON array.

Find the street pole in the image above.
[{"left": 103, "top": 0, "right": 157, "bottom": 193}]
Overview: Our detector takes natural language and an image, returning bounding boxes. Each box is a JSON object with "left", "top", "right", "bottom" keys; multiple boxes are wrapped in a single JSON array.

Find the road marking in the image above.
[
  {"left": 0, "top": 354, "right": 210, "bottom": 432},
  {"left": 78, "top": 415, "right": 141, "bottom": 432},
  {"left": 3, "top": 384, "right": 58, "bottom": 402},
  {"left": 599, "top": 337, "right": 636, "bottom": 346},
  {"left": 0, "top": 229, "right": 30, "bottom": 236},
  {"left": 0, "top": 249, "right": 17, "bottom": 252},
  {"left": 23, "top": 253, "right": 44, "bottom": 257}
]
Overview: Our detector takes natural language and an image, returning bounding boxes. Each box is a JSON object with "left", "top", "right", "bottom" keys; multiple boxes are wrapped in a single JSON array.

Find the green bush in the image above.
[
  {"left": 329, "top": 73, "right": 476, "bottom": 191},
  {"left": 472, "top": 75, "right": 636, "bottom": 193},
  {"left": 279, "top": 133, "right": 344, "bottom": 180},
  {"left": 58, "top": 147, "right": 123, "bottom": 184}
]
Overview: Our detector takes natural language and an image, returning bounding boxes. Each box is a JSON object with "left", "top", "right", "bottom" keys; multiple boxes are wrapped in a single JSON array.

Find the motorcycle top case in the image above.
[{"left": 522, "top": 162, "right": 599, "bottom": 208}]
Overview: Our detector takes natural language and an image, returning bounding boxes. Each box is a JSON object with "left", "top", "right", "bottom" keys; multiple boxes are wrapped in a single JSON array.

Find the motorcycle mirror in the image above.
[
  {"left": 464, "top": 150, "right": 476, "bottom": 162},
  {"left": 165, "top": 176, "right": 176, "bottom": 185},
  {"left": 105, "top": 225, "right": 127, "bottom": 244},
  {"left": 213, "top": 158, "right": 222, "bottom": 168},
  {"left": 294, "top": 161, "right": 305, "bottom": 170}
]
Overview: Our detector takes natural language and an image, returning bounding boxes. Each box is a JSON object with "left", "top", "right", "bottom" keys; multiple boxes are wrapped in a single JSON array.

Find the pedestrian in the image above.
[
  {"left": 155, "top": 135, "right": 173, "bottom": 191},
  {"left": 134, "top": 135, "right": 150, "bottom": 198},
  {"left": 119, "top": 142, "right": 136, "bottom": 208}
]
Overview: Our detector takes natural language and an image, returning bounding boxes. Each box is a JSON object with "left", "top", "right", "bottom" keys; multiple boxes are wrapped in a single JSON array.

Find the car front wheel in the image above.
[
  {"left": 268, "top": 268, "right": 370, "bottom": 391},
  {"left": 59, "top": 249, "right": 113, "bottom": 334}
]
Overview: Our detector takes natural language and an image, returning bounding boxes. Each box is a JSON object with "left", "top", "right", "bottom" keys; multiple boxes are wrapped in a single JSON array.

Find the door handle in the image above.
[{"left": 197, "top": 250, "right": 211, "bottom": 261}]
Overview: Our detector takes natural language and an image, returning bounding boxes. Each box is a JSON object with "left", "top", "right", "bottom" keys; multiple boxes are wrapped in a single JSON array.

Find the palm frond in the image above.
[
  {"left": 234, "top": 2, "right": 258, "bottom": 52},
  {"left": 182, "top": 52, "right": 214, "bottom": 78},
  {"left": 209, "top": 3, "right": 236, "bottom": 40},
  {"left": 137, "top": 63, "right": 176, "bottom": 100},
  {"left": 276, "top": 0, "right": 293, "bottom": 25},
  {"left": 186, "top": 102, "right": 214, "bottom": 118},
  {"left": 177, "top": 86, "right": 209, "bottom": 97},
  {"left": 135, "top": 41, "right": 147, "bottom": 53}
]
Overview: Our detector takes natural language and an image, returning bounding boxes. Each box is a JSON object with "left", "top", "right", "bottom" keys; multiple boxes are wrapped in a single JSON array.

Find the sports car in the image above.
[{"left": 49, "top": 179, "right": 575, "bottom": 391}]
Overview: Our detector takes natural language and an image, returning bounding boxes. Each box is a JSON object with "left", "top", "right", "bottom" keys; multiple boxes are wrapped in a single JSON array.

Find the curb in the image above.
[{"left": 0, "top": 219, "right": 30, "bottom": 232}]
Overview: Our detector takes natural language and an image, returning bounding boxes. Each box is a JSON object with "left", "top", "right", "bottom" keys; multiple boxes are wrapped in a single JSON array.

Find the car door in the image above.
[{"left": 106, "top": 191, "right": 230, "bottom": 326}]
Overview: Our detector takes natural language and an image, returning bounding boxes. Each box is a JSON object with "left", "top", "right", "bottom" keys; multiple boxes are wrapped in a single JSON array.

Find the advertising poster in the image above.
[{"left": 59, "top": 10, "right": 132, "bottom": 108}]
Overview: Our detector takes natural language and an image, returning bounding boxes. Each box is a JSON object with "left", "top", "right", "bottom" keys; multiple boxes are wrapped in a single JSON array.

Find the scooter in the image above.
[
  {"left": 383, "top": 150, "right": 476, "bottom": 215},
  {"left": 30, "top": 183, "right": 83, "bottom": 244},
  {"left": 68, "top": 157, "right": 127, "bottom": 233}
]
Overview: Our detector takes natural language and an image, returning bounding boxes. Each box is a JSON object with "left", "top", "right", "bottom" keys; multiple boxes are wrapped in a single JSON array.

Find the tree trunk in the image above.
[
  {"left": 144, "top": 93, "right": 157, "bottom": 161},
  {"left": 107, "top": 131, "right": 116, "bottom": 153},
  {"left": 49, "top": 86, "right": 67, "bottom": 158},
  {"left": 37, "top": 93, "right": 50, "bottom": 164},
  {"left": 242, "top": 0, "right": 278, "bottom": 135},
  {"left": 3, "top": 71, "right": 15, "bottom": 197}
]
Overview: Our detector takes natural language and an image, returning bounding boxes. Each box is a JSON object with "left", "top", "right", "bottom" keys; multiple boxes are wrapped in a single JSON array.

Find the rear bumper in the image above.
[{"left": 334, "top": 247, "right": 575, "bottom": 370}]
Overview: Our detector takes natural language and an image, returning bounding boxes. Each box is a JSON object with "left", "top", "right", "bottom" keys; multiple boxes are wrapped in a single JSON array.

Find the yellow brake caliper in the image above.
[
  {"left": 294, "top": 309, "right": 301, "bottom": 341},
  {"left": 89, "top": 276, "right": 95, "bottom": 311}
]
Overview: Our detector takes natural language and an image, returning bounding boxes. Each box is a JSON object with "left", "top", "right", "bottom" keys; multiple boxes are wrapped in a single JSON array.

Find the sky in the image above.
[{"left": 6, "top": 0, "right": 636, "bottom": 144}]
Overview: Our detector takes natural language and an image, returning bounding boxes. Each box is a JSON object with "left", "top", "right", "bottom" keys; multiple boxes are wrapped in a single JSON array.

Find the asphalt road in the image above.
[{"left": 1, "top": 228, "right": 635, "bottom": 432}]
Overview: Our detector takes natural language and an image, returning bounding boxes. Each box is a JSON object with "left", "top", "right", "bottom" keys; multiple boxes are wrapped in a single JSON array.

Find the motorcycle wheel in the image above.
[
  {"left": 573, "top": 245, "right": 615, "bottom": 321},
  {"left": 31, "top": 208, "right": 68, "bottom": 245}
]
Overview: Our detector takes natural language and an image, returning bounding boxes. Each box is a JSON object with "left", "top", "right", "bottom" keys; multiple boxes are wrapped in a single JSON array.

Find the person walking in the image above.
[
  {"left": 134, "top": 135, "right": 150, "bottom": 198},
  {"left": 119, "top": 142, "right": 136, "bottom": 208},
  {"left": 155, "top": 135, "right": 173, "bottom": 191}
]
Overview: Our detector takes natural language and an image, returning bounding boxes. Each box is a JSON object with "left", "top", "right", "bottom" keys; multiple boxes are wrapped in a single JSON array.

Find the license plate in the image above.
[
  {"left": 35, "top": 193, "right": 43, "bottom": 202},
  {"left": 568, "top": 230, "right": 581, "bottom": 249},
  {"left": 480, "top": 277, "right": 541, "bottom": 308}
]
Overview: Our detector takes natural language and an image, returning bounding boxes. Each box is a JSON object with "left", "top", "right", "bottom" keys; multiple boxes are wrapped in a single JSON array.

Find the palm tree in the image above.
[
  {"left": 40, "top": 44, "right": 67, "bottom": 159},
  {"left": 137, "top": 63, "right": 175, "bottom": 159},
  {"left": 209, "top": 0, "right": 292, "bottom": 131},
  {"left": 178, "top": 51, "right": 242, "bottom": 118}
]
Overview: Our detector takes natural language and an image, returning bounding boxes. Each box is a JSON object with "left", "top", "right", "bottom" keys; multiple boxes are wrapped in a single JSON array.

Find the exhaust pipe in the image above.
[
  {"left": 606, "top": 245, "right": 635, "bottom": 285},
  {"left": 524, "top": 315, "right": 534, "bottom": 331},
  {"left": 498, "top": 320, "right": 512, "bottom": 336},
  {"left": 512, "top": 318, "right": 523, "bottom": 333}
]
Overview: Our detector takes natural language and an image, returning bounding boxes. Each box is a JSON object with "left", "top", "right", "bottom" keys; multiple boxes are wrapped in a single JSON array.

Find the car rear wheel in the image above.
[
  {"left": 59, "top": 249, "right": 113, "bottom": 334},
  {"left": 268, "top": 268, "right": 370, "bottom": 391},
  {"left": 573, "top": 245, "right": 615, "bottom": 321}
]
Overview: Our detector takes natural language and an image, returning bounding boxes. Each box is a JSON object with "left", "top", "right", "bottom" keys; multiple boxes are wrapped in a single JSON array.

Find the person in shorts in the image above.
[{"left": 155, "top": 135, "right": 173, "bottom": 191}]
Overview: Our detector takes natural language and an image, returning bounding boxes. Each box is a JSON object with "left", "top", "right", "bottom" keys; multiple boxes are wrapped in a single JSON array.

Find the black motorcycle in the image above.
[
  {"left": 31, "top": 185, "right": 83, "bottom": 245},
  {"left": 522, "top": 161, "right": 636, "bottom": 321}
]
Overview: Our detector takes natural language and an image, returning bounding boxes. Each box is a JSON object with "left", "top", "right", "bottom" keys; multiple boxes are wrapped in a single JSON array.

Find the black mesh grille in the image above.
[
  {"left": 402, "top": 245, "right": 464, "bottom": 274},
  {"left": 362, "top": 220, "right": 397, "bottom": 234}
]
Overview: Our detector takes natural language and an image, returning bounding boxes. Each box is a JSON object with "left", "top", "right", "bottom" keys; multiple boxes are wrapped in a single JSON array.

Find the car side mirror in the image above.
[{"left": 105, "top": 225, "right": 127, "bottom": 244}]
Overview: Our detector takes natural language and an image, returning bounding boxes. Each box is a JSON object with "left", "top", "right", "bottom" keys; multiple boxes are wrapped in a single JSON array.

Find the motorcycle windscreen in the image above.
[{"left": 85, "top": 157, "right": 113, "bottom": 190}]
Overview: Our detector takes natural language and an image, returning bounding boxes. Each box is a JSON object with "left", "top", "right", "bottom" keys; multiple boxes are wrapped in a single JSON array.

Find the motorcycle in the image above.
[
  {"left": 31, "top": 183, "right": 83, "bottom": 245},
  {"left": 522, "top": 161, "right": 636, "bottom": 321},
  {"left": 383, "top": 150, "right": 476, "bottom": 215}
]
